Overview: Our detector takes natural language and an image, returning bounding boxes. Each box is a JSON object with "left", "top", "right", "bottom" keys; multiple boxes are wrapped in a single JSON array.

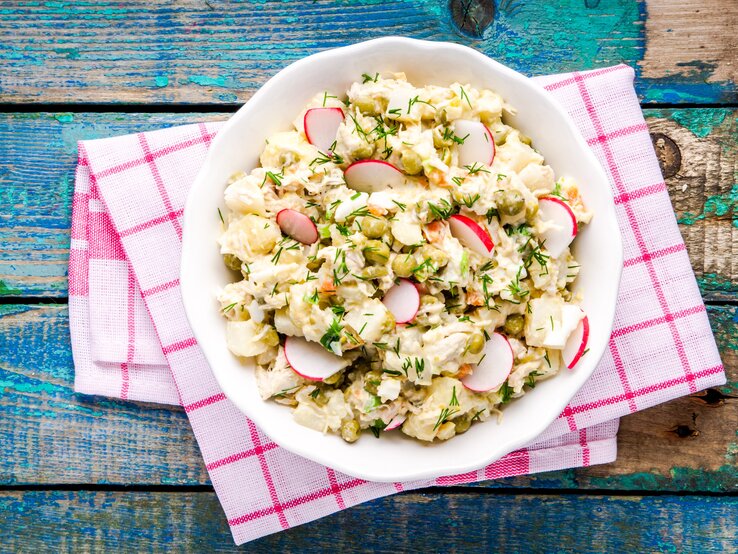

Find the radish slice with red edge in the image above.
[
  {"left": 344, "top": 160, "right": 405, "bottom": 193},
  {"left": 303, "top": 107, "right": 344, "bottom": 153},
  {"left": 381, "top": 278, "right": 420, "bottom": 324},
  {"left": 454, "top": 119, "right": 495, "bottom": 167},
  {"left": 284, "top": 336, "right": 345, "bottom": 381},
  {"left": 538, "top": 197, "right": 578, "bottom": 258},
  {"left": 276, "top": 209, "right": 318, "bottom": 244},
  {"left": 462, "top": 332, "right": 514, "bottom": 393},
  {"left": 562, "top": 310, "right": 589, "bottom": 369},
  {"left": 384, "top": 415, "right": 406, "bottom": 431},
  {"left": 448, "top": 214, "right": 494, "bottom": 257}
]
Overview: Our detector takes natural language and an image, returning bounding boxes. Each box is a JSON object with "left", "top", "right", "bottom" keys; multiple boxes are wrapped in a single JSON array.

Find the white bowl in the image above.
[{"left": 181, "top": 37, "right": 623, "bottom": 482}]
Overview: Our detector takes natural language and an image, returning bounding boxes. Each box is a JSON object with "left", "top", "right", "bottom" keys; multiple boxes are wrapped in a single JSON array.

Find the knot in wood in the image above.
[
  {"left": 650, "top": 132, "right": 681, "bottom": 179},
  {"left": 449, "top": 0, "right": 495, "bottom": 37}
]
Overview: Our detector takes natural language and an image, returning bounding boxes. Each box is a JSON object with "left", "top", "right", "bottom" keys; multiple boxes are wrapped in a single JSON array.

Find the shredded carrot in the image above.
[
  {"left": 457, "top": 364, "right": 473, "bottom": 378},
  {"left": 319, "top": 278, "right": 336, "bottom": 295},
  {"left": 466, "top": 289, "right": 484, "bottom": 306},
  {"left": 368, "top": 205, "right": 386, "bottom": 216},
  {"left": 424, "top": 220, "right": 446, "bottom": 243}
]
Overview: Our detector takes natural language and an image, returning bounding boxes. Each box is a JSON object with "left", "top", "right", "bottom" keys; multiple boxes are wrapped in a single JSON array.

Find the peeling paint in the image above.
[
  {"left": 0, "top": 281, "right": 21, "bottom": 295},
  {"left": 678, "top": 185, "right": 738, "bottom": 228},
  {"left": 188, "top": 75, "right": 228, "bottom": 88},
  {"left": 671, "top": 109, "right": 728, "bottom": 138},
  {"left": 54, "top": 113, "right": 74, "bottom": 124},
  {"left": 154, "top": 75, "right": 169, "bottom": 88}
]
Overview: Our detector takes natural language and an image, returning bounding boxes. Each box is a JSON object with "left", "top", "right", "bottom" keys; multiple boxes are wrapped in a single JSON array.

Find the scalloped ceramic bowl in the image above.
[{"left": 180, "top": 37, "right": 623, "bottom": 482}]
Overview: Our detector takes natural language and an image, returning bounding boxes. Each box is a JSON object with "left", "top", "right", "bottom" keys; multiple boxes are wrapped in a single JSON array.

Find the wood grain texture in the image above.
[
  {"left": 0, "top": 490, "right": 736, "bottom": 552},
  {"left": 640, "top": 0, "right": 737, "bottom": 99},
  {"left": 643, "top": 108, "right": 738, "bottom": 302},
  {"left": 0, "top": 0, "right": 733, "bottom": 105},
  {"left": 1, "top": 303, "right": 735, "bottom": 490},
  {"left": 0, "top": 109, "right": 736, "bottom": 299}
]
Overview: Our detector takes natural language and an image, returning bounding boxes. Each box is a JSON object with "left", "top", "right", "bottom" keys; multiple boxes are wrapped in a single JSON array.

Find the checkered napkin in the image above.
[{"left": 68, "top": 65, "right": 725, "bottom": 545}]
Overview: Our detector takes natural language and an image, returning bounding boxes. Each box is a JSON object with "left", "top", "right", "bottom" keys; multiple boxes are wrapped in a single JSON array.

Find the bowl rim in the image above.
[{"left": 180, "top": 36, "right": 624, "bottom": 482}]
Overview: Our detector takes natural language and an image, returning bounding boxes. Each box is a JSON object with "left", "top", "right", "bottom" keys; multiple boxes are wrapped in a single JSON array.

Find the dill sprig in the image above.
[
  {"left": 320, "top": 318, "right": 344, "bottom": 352},
  {"left": 427, "top": 198, "right": 455, "bottom": 220},
  {"left": 262, "top": 170, "right": 284, "bottom": 187},
  {"left": 433, "top": 386, "right": 460, "bottom": 431},
  {"left": 457, "top": 85, "right": 473, "bottom": 108},
  {"left": 464, "top": 162, "right": 490, "bottom": 175}
]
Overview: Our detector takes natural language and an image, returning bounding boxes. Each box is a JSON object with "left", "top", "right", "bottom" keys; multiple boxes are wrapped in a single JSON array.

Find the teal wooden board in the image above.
[
  {"left": 1, "top": 303, "right": 736, "bottom": 490},
  {"left": 0, "top": 490, "right": 736, "bottom": 551},
  {"left": 0, "top": 1, "right": 734, "bottom": 105},
  {"left": 0, "top": 109, "right": 735, "bottom": 299}
]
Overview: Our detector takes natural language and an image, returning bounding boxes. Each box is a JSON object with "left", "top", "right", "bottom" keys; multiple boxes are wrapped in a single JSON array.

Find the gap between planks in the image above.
[{"left": 0, "top": 483, "right": 735, "bottom": 498}]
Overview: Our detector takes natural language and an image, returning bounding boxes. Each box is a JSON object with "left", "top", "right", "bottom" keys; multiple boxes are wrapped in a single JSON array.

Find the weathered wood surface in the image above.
[
  {"left": 0, "top": 1, "right": 735, "bottom": 105},
  {"left": 0, "top": 109, "right": 735, "bottom": 299},
  {"left": 1, "top": 303, "right": 735, "bottom": 490},
  {"left": 1, "top": 490, "right": 736, "bottom": 552}
]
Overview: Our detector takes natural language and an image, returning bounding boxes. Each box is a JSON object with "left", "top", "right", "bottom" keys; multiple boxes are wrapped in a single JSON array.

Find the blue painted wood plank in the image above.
[
  {"left": 0, "top": 490, "right": 735, "bottom": 551},
  {"left": 0, "top": 112, "right": 228, "bottom": 297},
  {"left": 1, "top": 303, "right": 735, "bottom": 490},
  {"left": 1, "top": 110, "right": 735, "bottom": 299},
  {"left": 0, "top": 1, "right": 733, "bottom": 105}
]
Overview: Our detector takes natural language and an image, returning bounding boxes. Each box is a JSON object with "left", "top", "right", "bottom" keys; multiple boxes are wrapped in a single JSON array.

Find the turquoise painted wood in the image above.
[
  {"left": 0, "top": 490, "right": 736, "bottom": 552},
  {"left": 0, "top": 1, "right": 734, "bottom": 105},
  {"left": 0, "top": 1, "right": 736, "bottom": 548},
  {"left": 1, "top": 303, "right": 736, "bottom": 490},
  {"left": 0, "top": 109, "right": 735, "bottom": 298}
]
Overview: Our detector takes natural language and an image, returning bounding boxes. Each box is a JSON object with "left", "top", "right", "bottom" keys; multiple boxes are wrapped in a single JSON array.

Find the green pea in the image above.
[
  {"left": 419, "top": 245, "right": 449, "bottom": 269},
  {"left": 363, "top": 240, "right": 390, "bottom": 264},
  {"left": 361, "top": 216, "right": 388, "bottom": 239},
  {"left": 495, "top": 190, "right": 525, "bottom": 217},
  {"left": 352, "top": 141, "right": 374, "bottom": 160},
  {"left": 364, "top": 370, "right": 383, "bottom": 395},
  {"left": 392, "top": 254, "right": 416, "bottom": 277},
  {"left": 341, "top": 419, "right": 361, "bottom": 443},
  {"left": 360, "top": 266, "right": 388, "bottom": 280},
  {"left": 223, "top": 253, "right": 242, "bottom": 271},
  {"left": 401, "top": 150, "right": 423, "bottom": 175},
  {"left": 466, "top": 333, "right": 485, "bottom": 355},
  {"left": 503, "top": 314, "right": 525, "bottom": 336},
  {"left": 311, "top": 389, "right": 330, "bottom": 407},
  {"left": 454, "top": 416, "right": 471, "bottom": 434},
  {"left": 323, "top": 370, "right": 344, "bottom": 386},
  {"left": 353, "top": 96, "right": 375, "bottom": 114}
]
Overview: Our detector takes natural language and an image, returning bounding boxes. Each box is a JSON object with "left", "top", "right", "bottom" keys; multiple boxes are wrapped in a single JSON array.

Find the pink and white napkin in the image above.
[{"left": 68, "top": 64, "right": 724, "bottom": 545}]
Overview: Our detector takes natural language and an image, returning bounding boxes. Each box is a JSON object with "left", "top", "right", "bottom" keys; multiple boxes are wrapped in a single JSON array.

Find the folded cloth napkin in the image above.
[{"left": 68, "top": 64, "right": 725, "bottom": 545}]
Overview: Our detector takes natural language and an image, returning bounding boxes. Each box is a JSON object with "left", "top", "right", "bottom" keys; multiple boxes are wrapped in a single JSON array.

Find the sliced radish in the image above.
[
  {"left": 381, "top": 278, "right": 420, "bottom": 324},
  {"left": 462, "top": 332, "right": 514, "bottom": 393},
  {"left": 344, "top": 160, "right": 405, "bottom": 193},
  {"left": 454, "top": 119, "right": 495, "bottom": 167},
  {"left": 304, "top": 107, "right": 344, "bottom": 153},
  {"left": 284, "top": 336, "right": 345, "bottom": 381},
  {"left": 562, "top": 310, "right": 589, "bottom": 369},
  {"left": 276, "top": 209, "right": 318, "bottom": 244},
  {"left": 448, "top": 214, "right": 494, "bottom": 257},
  {"left": 538, "top": 197, "right": 578, "bottom": 258},
  {"left": 384, "top": 415, "right": 406, "bottom": 431}
]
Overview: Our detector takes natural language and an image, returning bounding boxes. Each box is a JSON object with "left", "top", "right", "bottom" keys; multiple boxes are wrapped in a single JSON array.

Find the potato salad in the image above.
[{"left": 218, "top": 73, "right": 592, "bottom": 443}]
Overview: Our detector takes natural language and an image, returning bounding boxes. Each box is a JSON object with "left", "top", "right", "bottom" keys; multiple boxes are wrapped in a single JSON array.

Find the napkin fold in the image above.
[{"left": 69, "top": 64, "right": 724, "bottom": 545}]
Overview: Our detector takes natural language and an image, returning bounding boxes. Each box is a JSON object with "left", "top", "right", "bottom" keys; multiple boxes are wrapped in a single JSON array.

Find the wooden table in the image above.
[{"left": 1, "top": 1, "right": 736, "bottom": 550}]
